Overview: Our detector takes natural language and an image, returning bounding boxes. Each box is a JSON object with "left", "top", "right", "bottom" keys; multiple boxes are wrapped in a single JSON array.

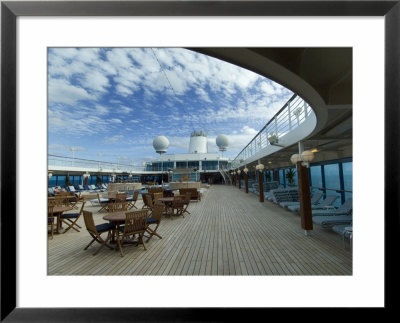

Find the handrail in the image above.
[
  {"left": 232, "top": 94, "right": 313, "bottom": 166},
  {"left": 48, "top": 154, "right": 146, "bottom": 172},
  {"left": 311, "top": 186, "right": 353, "bottom": 194}
]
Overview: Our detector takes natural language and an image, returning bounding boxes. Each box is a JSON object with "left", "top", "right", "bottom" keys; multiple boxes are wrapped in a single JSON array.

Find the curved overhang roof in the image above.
[{"left": 189, "top": 48, "right": 352, "bottom": 168}]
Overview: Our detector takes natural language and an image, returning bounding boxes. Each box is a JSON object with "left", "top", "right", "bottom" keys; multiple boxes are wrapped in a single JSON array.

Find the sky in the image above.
[{"left": 48, "top": 47, "right": 294, "bottom": 167}]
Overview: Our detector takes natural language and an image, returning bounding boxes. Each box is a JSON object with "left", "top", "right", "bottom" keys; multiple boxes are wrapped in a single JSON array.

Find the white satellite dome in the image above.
[
  {"left": 216, "top": 134, "right": 229, "bottom": 152},
  {"left": 153, "top": 136, "right": 169, "bottom": 154}
]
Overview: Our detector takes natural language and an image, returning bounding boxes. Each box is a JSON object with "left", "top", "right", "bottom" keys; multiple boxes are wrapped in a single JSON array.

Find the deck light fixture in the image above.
[
  {"left": 48, "top": 171, "right": 53, "bottom": 178},
  {"left": 83, "top": 172, "right": 90, "bottom": 178},
  {"left": 290, "top": 150, "right": 314, "bottom": 168},
  {"left": 290, "top": 153, "right": 301, "bottom": 164},
  {"left": 243, "top": 167, "right": 248, "bottom": 174},
  {"left": 255, "top": 164, "right": 264, "bottom": 172},
  {"left": 237, "top": 170, "right": 241, "bottom": 175}
]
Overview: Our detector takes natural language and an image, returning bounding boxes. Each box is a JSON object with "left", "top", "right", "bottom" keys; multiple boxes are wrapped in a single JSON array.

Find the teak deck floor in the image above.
[{"left": 48, "top": 185, "right": 352, "bottom": 275}]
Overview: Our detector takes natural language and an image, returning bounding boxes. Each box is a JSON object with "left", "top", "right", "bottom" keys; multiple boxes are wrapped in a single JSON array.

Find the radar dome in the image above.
[
  {"left": 153, "top": 136, "right": 169, "bottom": 154},
  {"left": 216, "top": 134, "right": 229, "bottom": 152}
]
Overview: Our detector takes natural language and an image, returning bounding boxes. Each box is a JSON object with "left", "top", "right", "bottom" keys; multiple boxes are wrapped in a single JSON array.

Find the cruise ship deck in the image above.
[{"left": 48, "top": 185, "right": 351, "bottom": 276}]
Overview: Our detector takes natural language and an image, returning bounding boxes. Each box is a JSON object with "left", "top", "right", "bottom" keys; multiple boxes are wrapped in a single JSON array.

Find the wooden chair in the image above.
[
  {"left": 116, "top": 210, "right": 148, "bottom": 257},
  {"left": 168, "top": 196, "right": 185, "bottom": 217},
  {"left": 182, "top": 192, "right": 192, "bottom": 215},
  {"left": 82, "top": 210, "right": 114, "bottom": 256},
  {"left": 48, "top": 205, "right": 55, "bottom": 239},
  {"left": 60, "top": 201, "right": 86, "bottom": 233},
  {"left": 126, "top": 191, "right": 139, "bottom": 209},
  {"left": 52, "top": 195, "right": 69, "bottom": 206},
  {"left": 115, "top": 193, "right": 127, "bottom": 203},
  {"left": 108, "top": 201, "right": 128, "bottom": 213},
  {"left": 153, "top": 192, "right": 163, "bottom": 203},
  {"left": 142, "top": 193, "right": 153, "bottom": 210},
  {"left": 145, "top": 204, "right": 164, "bottom": 242},
  {"left": 97, "top": 193, "right": 110, "bottom": 212}
]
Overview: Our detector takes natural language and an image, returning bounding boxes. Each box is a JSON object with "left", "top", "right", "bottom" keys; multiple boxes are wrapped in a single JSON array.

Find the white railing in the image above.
[
  {"left": 233, "top": 94, "right": 313, "bottom": 166},
  {"left": 48, "top": 154, "right": 147, "bottom": 173}
]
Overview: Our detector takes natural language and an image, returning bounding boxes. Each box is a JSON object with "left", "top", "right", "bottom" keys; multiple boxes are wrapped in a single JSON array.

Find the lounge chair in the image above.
[
  {"left": 311, "top": 198, "right": 352, "bottom": 216},
  {"left": 332, "top": 224, "right": 353, "bottom": 248},
  {"left": 312, "top": 215, "right": 352, "bottom": 228},
  {"left": 280, "top": 192, "right": 323, "bottom": 208},
  {"left": 288, "top": 195, "right": 339, "bottom": 212}
]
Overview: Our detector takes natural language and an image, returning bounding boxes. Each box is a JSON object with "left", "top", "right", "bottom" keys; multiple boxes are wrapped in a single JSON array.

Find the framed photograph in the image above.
[{"left": 2, "top": 0, "right": 399, "bottom": 321}]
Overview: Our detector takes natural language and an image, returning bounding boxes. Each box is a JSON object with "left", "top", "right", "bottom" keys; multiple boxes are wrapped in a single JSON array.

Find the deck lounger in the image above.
[
  {"left": 288, "top": 195, "right": 339, "bottom": 212},
  {"left": 312, "top": 198, "right": 352, "bottom": 216},
  {"left": 312, "top": 215, "right": 352, "bottom": 228},
  {"left": 280, "top": 192, "right": 323, "bottom": 208}
]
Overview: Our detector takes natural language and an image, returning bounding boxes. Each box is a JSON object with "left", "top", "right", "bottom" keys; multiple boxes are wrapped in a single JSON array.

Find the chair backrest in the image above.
[
  {"left": 78, "top": 201, "right": 86, "bottom": 214},
  {"left": 153, "top": 192, "right": 163, "bottom": 202},
  {"left": 310, "top": 193, "right": 323, "bottom": 205},
  {"left": 319, "top": 195, "right": 339, "bottom": 207},
  {"left": 150, "top": 204, "right": 164, "bottom": 222},
  {"left": 68, "top": 186, "right": 76, "bottom": 192},
  {"left": 107, "top": 191, "right": 117, "bottom": 198},
  {"left": 184, "top": 192, "right": 191, "bottom": 203},
  {"left": 172, "top": 196, "right": 184, "bottom": 208},
  {"left": 83, "top": 210, "right": 97, "bottom": 234},
  {"left": 132, "top": 191, "right": 139, "bottom": 201},
  {"left": 144, "top": 194, "right": 154, "bottom": 208},
  {"left": 124, "top": 210, "right": 148, "bottom": 234},
  {"left": 337, "top": 198, "right": 353, "bottom": 213},
  {"left": 52, "top": 196, "right": 69, "bottom": 206},
  {"left": 115, "top": 193, "right": 127, "bottom": 203},
  {"left": 108, "top": 202, "right": 128, "bottom": 212}
]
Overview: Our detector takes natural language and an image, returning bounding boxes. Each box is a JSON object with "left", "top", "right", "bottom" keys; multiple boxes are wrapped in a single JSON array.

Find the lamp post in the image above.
[
  {"left": 243, "top": 167, "right": 249, "bottom": 193},
  {"left": 237, "top": 170, "right": 241, "bottom": 189}
]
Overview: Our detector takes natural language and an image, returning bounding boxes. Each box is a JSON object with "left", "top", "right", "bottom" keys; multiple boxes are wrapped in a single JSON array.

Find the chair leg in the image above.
[
  {"left": 62, "top": 219, "right": 81, "bottom": 233},
  {"left": 93, "top": 232, "right": 113, "bottom": 256},
  {"left": 146, "top": 224, "right": 162, "bottom": 242},
  {"left": 138, "top": 233, "right": 146, "bottom": 250}
]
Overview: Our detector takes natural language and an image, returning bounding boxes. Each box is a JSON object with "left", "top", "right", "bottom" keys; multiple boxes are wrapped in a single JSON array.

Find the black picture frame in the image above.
[{"left": 1, "top": 1, "right": 399, "bottom": 321}]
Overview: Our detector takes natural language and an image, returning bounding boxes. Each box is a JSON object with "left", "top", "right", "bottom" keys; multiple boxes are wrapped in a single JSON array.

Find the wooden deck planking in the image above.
[{"left": 48, "top": 185, "right": 352, "bottom": 275}]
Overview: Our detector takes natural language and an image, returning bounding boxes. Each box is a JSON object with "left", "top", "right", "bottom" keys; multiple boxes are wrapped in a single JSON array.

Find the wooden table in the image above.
[
  {"left": 157, "top": 197, "right": 177, "bottom": 216},
  {"left": 52, "top": 206, "right": 73, "bottom": 233}
]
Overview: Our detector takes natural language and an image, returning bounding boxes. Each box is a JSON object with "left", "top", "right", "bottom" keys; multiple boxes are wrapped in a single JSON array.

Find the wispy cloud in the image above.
[{"left": 48, "top": 47, "right": 294, "bottom": 162}]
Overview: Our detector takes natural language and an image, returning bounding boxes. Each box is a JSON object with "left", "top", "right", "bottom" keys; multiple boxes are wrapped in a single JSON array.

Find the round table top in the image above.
[
  {"left": 157, "top": 197, "right": 174, "bottom": 203},
  {"left": 52, "top": 206, "right": 73, "bottom": 213},
  {"left": 103, "top": 211, "right": 128, "bottom": 222}
]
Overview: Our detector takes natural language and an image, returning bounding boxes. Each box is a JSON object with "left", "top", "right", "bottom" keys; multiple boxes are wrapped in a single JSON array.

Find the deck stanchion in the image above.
[
  {"left": 244, "top": 172, "right": 248, "bottom": 193},
  {"left": 258, "top": 169, "right": 264, "bottom": 202},
  {"left": 297, "top": 161, "right": 313, "bottom": 235}
]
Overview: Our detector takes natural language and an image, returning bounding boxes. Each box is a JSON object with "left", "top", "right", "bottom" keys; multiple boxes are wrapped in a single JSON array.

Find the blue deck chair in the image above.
[
  {"left": 288, "top": 195, "right": 339, "bottom": 212},
  {"left": 312, "top": 215, "right": 352, "bottom": 228},
  {"left": 312, "top": 198, "right": 352, "bottom": 216},
  {"left": 280, "top": 192, "right": 323, "bottom": 208}
]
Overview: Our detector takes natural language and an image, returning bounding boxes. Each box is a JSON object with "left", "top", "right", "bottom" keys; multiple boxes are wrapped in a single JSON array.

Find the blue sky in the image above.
[{"left": 48, "top": 48, "right": 293, "bottom": 166}]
